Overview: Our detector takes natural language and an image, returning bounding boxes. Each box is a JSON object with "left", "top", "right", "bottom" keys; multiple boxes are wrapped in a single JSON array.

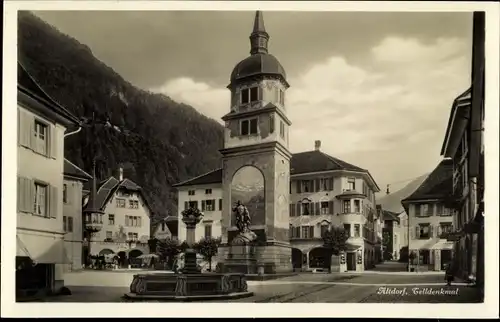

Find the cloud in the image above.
[{"left": 152, "top": 36, "right": 470, "bottom": 188}]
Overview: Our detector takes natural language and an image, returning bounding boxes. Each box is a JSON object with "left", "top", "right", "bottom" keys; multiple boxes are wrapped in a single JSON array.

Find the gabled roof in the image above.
[
  {"left": 440, "top": 88, "right": 472, "bottom": 156},
  {"left": 64, "top": 159, "right": 92, "bottom": 181},
  {"left": 83, "top": 176, "right": 152, "bottom": 214},
  {"left": 173, "top": 149, "right": 379, "bottom": 190},
  {"left": 402, "top": 159, "right": 453, "bottom": 203},
  {"left": 17, "top": 60, "right": 80, "bottom": 126},
  {"left": 290, "top": 150, "right": 365, "bottom": 174},
  {"left": 382, "top": 210, "right": 401, "bottom": 223}
]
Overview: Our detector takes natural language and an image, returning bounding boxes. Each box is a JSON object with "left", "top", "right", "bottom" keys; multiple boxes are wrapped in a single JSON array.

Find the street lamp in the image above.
[{"left": 82, "top": 158, "right": 104, "bottom": 266}]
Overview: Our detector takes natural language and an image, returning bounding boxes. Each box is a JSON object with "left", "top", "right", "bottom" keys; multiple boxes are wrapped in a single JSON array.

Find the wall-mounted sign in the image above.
[{"left": 340, "top": 253, "right": 346, "bottom": 264}]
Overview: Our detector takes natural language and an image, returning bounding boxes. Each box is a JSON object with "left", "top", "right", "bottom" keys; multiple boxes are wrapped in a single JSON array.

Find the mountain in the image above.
[
  {"left": 377, "top": 174, "right": 429, "bottom": 213},
  {"left": 17, "top": 12, "right": 224, "bottom": 227}
]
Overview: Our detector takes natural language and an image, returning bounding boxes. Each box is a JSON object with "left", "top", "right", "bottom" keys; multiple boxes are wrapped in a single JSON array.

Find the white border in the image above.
[{"left": 2, "top": 0, "right": 499, "bottom": 318}]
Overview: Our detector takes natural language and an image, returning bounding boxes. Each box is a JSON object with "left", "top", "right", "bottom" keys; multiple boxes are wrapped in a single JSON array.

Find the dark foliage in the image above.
[
  {"left": 322, "top": 225, "right": 348, "bottom": 256},
  {"left": 18, "top": 12, "right": 224, "bottom": 226},
  {"left": 399, "top": 246, "right": 409, "bottom": 262},
  {"left": 193, "top": 237, "right": 221, "bottom": 271},
  {"left": 147, "top": 238, "right": 159, "bottom": 254}
]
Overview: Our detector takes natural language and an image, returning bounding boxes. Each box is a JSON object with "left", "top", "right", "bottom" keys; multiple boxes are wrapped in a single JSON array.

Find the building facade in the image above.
[
  {"left": 174, "top": 140, "right": 381, "bottom": 272},
  {"left": 82, "top": 170, "right": 152, "bottom": 260},
  {"left": 440, "top": 12, "right": 485, "bottom": 287},
  {"left": 62, "top": 159, "right": 92, "bottom": 271},
  {"left": 379, "top": 209, "right": 408, "bottom": 261},
  {"left": 16, "top": 61, "right": 81, "bottom": 298},
  {"left": 153, "top": 216, "right": 174, "bottom": 240},
  {"left": 402, "top": 159, "right": 455, "bottom": 272}
]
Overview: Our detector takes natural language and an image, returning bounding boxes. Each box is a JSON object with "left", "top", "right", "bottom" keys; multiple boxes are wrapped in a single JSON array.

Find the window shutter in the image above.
[
  {"left": 329, "top": 201, "right": 334, "bottom": 214},
  {"left": 309, "top": 226, "right": 314, "bottom": 238},
  {"left": 27, "top": 178, "right": 35, "bottom": 214},
  {"left": 310, "top": 180, "right": 315, "bottom": 192},
  {"left": 17, "top": 176, "right": 29, "bottom": 213},
  {"left": 437, "top": 225, "right": 442, "bottom": 237},
  {"left": 315, "top": 179, "right": 320, "bottom": 192},
  {"left": 49, "top": 125, "right": 58, "bottom": 159},
  {"left": 296, "top": 203, "right": 301, "bottom": 216},
  {"left": 219, "top": 199, "right": 222, "bottom": 211},
  {"left": 297, "top": 181, "right": 302, "bottom": 193},
  {"left": 290, "top": 203, "right": 295, "bottom": 217},
  {"left": 329, "top": 177, "right": 334, "bottom": 190},
  {"left": 138, "top": 216, "right": 142, "bottom": 227},
  {"left": 49, "top": 185, "right": 58, "bottom": 218},
  {"left": 125, "top": 216, "right": 129, "bottom": 226},
  {"left": 295, "top": 227, "right": 300, "bottom": 238},
  {"left": 415, "top": 226, "right": 420, "bottom": 238},
  {"left": 429, "top": 225, "right": 433, "bottom": 237},
  {"left": 315, "top": 202, "right": 320, "bottom": 215},
  {"left": 212, "top": 199, "right": 216, "bottom": 209},
  {"left": 202, "top": 200, "right": 206, "bottom": 211},
  {"left": 184, "top": 201, "right": 188, "bottom": 210},
  {"left": 18, "top": 110, "right": 32, "bottom": 148}
]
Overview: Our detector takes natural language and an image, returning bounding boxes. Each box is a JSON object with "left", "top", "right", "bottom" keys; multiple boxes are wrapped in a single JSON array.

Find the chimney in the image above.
[
  {"left": 314, "top": 140, "right": 321, "bottom": 151},
  {"left": 119, "top": 167, "right": 124, "bottom": 181}
]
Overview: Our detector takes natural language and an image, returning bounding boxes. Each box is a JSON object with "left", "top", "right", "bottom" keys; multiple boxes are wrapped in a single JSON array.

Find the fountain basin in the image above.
[{"left": 123, "top": 272, "right": 253, "bottom": 301}]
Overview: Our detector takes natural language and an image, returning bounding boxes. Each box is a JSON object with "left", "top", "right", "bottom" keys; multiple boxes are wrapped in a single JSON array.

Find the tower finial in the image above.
[{"left": 249, "top": 11, "right": 269, "bottom": 55}]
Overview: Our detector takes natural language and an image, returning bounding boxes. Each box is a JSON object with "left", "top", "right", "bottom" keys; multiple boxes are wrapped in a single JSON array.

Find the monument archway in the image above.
[{"left": 230, "top": 165, "right": 265, "bottom": 227}]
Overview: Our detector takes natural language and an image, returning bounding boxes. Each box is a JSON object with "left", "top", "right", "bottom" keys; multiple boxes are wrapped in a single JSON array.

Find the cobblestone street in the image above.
[{"left": 41, "top": 269, "right": 483, "bottom": 303}]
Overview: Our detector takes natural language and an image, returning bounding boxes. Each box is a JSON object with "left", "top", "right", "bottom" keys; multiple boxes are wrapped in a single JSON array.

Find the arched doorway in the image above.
[
  {"left": 99, "top": 249, "right": 114, "bottom": 256},
  {"left": 309, "top": 247, "right": 329, "bottom": 269},
  {"left": 291, "top": 248, "right": 303, "bottom": 270},
  {"left": 129, "top": 249, "right": 143, "bottom": 258}
]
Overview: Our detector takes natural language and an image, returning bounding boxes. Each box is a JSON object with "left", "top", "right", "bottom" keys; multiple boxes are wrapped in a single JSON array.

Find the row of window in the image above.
[
  {"left": 104, "top": 231, "right": 139, "bottom": 241},
  {"left": 83, "top": 213, "right": 144, "bottom": 227},
  {"left": 290, "top": 199, "right": 371, "bottom": 216},
  {"left": 289, "top": 223, "right": 365, "bottom": 239},
  {"left": 188, "top": 189, "right": 212, "bottom": 196},
  {"left": 415, "top": 223, "right": 453, "bottom": 239},
  {"left": 18, "top": 110, "right": 56, "bottom": 158},
  {"left": 239, "top": 86, "right": 285, "bottom": 106},
  {"left": 238, "top": 115, "right": 287, "bottom": 138},
  {"left": 413, "top": 203, "right": 452, "bottom": 217},
  {"left": 115, "top": 198, "right": 139, "bottom": 209},
  {"left": 17, "top": 176, "right": 57, "bottom": 218},
  {"left": 184, "top": 199, "right": 223, "bottom": 212}
]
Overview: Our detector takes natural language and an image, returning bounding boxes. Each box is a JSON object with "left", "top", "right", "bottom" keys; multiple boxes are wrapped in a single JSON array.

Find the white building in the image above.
[
  {"left": 62, "top": 159, "right": 92, "bottom": 271},
  {"left": 16, "top": 61, "right": 81, "bottom": 298},
  {"left": 82, "top": 170, "right": 152, "bottom": 261},
  {"left": 402, "top": 159, "right": 455, "bottom": 271},
  {"left": 173, "top": 140, "right": 381, "bottom": 272}
]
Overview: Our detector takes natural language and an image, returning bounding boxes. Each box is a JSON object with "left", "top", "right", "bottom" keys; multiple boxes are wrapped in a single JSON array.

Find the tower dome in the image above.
[{"left": 229, "top": 11, "right": 288, "bottom": 87}]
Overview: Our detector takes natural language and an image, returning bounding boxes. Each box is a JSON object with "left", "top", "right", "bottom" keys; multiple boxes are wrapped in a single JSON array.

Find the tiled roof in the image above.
[
  {"left": 174, "top": 150, "right": 372, "bottom": 188},
  {"left": 290, "top": 151, "right": 365, "bottom": 175},
  {"left": 84, "top": 176, "right": 151, "bottom": 213},
  {"left": 402, "top": 159, "right": 453, "bottom": 202},
  {"left": 17, "top": 61, "right": 80, "bottom": 125},
  {"left": 382, "top": 210, "right": 401, "bottom": 223},
  {"left": 172, "top": 168, "right": 223, "bottom": 187},
  {"left": 63, "top": 159, "right": 92, "bottom": 180}
]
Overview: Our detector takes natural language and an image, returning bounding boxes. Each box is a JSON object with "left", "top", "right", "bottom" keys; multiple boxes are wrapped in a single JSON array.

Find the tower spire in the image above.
[{"left": 249, "top": 11, "right": 269, "bottom": 55}]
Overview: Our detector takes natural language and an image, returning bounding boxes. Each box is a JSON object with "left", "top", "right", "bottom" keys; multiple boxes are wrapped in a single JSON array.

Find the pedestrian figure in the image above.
[{"left": 445, "top": 262, "right": 455, "bottom": 286}]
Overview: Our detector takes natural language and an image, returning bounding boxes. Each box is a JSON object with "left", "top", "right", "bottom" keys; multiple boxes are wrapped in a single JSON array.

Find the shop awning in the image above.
[
  {"left": 16, "top": 234, "right": 70, "bottom": 264},
  {"left": 429, "top": 240, "right": 454, "bottom": 250}
]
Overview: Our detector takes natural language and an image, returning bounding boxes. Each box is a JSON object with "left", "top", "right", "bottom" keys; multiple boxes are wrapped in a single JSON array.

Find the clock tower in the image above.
[{"left": 219, "top": 11, "right": 292, "bottom": 273}]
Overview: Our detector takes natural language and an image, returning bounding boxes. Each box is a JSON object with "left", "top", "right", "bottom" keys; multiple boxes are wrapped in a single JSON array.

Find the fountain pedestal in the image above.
[{"left": 124, "top": 207, "right": 253, "bottom": 301}]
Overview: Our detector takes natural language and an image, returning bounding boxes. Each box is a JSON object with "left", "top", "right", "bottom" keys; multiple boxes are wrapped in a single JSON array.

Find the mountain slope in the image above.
[
  {"left": 18, "top": 11, "right": 224, "bottom": 227},
  {"left": 378, "top": 174, "right": 429, "bottom": 213}
]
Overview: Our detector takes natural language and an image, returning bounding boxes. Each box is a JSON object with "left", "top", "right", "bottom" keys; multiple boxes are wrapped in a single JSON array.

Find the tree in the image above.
[
  {"left": 157, "top": 237, "right": 182, "bottom": 267},
  {"left": 148, "top": 237, "right": 159, "bottom": 253},
  {"left": 322, "top": 225, "right": 349, "bottom": 273},
  {"left": 193, "top": 237, "right": 221, "bottom": 272}
]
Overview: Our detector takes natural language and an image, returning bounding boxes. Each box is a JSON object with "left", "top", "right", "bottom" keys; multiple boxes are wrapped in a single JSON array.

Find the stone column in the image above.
[{"left": 181, "top": 208, "right": 203, "bottom": 274}]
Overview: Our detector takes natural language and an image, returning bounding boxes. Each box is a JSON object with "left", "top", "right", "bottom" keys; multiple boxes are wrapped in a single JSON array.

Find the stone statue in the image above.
[{"left": 232, "top": 201, "right": 257, "bottom": 244}]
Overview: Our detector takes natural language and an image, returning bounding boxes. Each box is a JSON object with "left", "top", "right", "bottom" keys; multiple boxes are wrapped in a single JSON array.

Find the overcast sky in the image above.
[{"left": 33, "top": 10, "right": 473, "bottom": 194}]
